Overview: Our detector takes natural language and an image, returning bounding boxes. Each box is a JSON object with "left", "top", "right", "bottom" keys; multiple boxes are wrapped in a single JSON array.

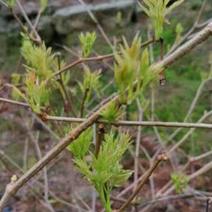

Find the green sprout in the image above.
[
  {"left": 79, "top": 65, "right": 101, "bottom": 102},
  {"left": 21, "top": 34, "right": 57, "bottom": 80},
  {"left": 25, "top": 72, "right": 50, "bottom": 113},
  {"left": 67, "top": 128, "right": 93, "bottom": 159},
  {"left": 114, "top": 35, "right": 156, "bottom": 104},
  {"left": 139, "top": 0, "right": 184, "bottom": 39},
  {"left": 79, "top": 32, "right": 97, "bottom": 57},
  {"left": 100, "top": 101, "right": 122, "bottom": 123},
  {"left": 171, "top": 172, "right": 189, "bottom": 194},
  {"left": 7, "top": 0, "right": 16, "bottom": 8},
  {"left": 74, "top": 132, "right": 132, "bottom": 212},
  {"left": 40, "top": 0, "right": 48, "bottom": 12},
  {"left": 11, "top": 73, "right": 22, "bottom": 101},
  {"left": 175, "top": 23, "right": 184, "bottom": 43}
]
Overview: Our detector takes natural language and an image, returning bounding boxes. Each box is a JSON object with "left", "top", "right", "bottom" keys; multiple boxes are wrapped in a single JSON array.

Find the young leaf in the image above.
[
  {"left": 40, "top": 0, "right": 48, "bottom": 12},
  {"left": 25, "top": 72, "right": 50, "bottom": 113},
  {"left": 79, "top": 32, "right": 96, "bottom": 57},
  {"left": 73, "top": 132, "right": 132, "bottom": 211},
  {"left": 171, "top": 172, "right": 189, "bottom": 193},
  {"left": 175, "top": 23, "right": 183, "bottom": 43},
  {"left": 100, "top": 101, "right": 122, "bottom": 122},
  {"left": 114, "top": 35, "right": 141, "bottom": 103},
  {"left": 139, "top": 0, "right": 184, "bottom": 39},
  {"left": 7, "top": 0, "right": 16, "bottom": 8},
  {"left": 114, "top": 35, "right": 156, "bottom": 104},
  {"left": 67, "top": 128, "right": 92, "bottom": 159},
  {"left": 21, "top": 34, "right": 56, "bottom": 80},
  {"left": 79, "top": 65, "right": 101, "bottom": 102}
]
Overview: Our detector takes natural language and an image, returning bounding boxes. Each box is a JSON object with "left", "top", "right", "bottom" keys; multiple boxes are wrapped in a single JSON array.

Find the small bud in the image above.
[{"left": 11, "top": 175, "right": 18, "bottom": 183}]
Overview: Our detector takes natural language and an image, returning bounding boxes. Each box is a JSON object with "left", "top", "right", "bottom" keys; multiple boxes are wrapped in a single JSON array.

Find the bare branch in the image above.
[{"left": 118, "top": 154, "right": 168, "bottom": 211}]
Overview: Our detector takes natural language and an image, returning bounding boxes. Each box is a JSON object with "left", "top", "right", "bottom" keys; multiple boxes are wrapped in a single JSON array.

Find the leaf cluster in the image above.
[
  {"left": 67, "top": 128, "right": 93, "bottom": 159},
  {"left": 74, "top": 132, "right": 132, "bottom": 211},
  {"left": 21, "top": 34, "right": 57, "bottom": 80},
  {"left": 171, "top": 172, "right": 189, "bottom": 194},
  {"left": 114, "top": 35, "right": 156, "bottom": 104},
  {"left": 100, "top": 101, "right": 122, "bottom": 123},
  {"left": 79, "top": 32, "right": 96, "bottom": 57},
  {"left": 20, "top": 35, "right": 62, "bottom": 113},
  {"left": 25, "top": 72, "right": 50, "bottom": 113},
  {"left": 79, "top": 65, "right": 101, "bottom": 102},
  {"left": 139, "top": 0, "right": 184, "bottom": 39}
]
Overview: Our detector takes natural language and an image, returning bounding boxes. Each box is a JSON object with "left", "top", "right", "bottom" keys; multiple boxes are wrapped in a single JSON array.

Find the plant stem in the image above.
[
  {"left": 80, "top": 88, "right": 89, "bottom": 117},
  {"left": 95, "top": 123, "right": 105, "bottom": 157}
]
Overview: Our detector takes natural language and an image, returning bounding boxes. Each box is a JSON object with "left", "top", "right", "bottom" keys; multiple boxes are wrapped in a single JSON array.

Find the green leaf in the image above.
[
  {"left": 25, "top": 72, "right": 50, "bottom": 113},
  {"left": 114, "top": 35, "right": 141, "bottom": 103},
  {"left": 79, "top": 32, "right": 96, "bottom": 57},
  {"left": 73, "top": 132, "right": 131, "bottom": 211},
  {"left": 7, "top": 0, "right": 16, "bottom": 8},
  {"left": 79, "top": 65, "right": 101, "bottom": 102},
  {"left": 114, "top": 35, "right": 156, "bottom": 103},
  {"left": 40, "top": 0, "right": 48, "bottom": 12},
  {"left": 10, "top": 84, "right": 27, "bottom": 102},
  {"left": 67, "top": 128, "right": 92, "bottom": 159},
  {"left": 139, "top": 0, "right": 184, "bottom": 39},
  {"left": 175, "top": 23, "right": 184, "bottom": 42},
  {"left": 21, "top": 34, "right": 56, "bottom": 80},
  {"left": 100, "top": 101, "right": 122, "bottom": 122},
  {"left": 171, "top": 172, "right": 189, "bottom": 194},
  {"left": 74, "top": 158, "right": 92, "bottom": 180}
]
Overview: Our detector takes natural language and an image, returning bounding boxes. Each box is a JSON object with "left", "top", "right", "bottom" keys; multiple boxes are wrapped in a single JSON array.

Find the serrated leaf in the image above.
[
  {"left": 100, "top": 101, "right": 122, "bottom": 122},
  {"left": 67, "top": 128, "right": 92, "bottom": 159}
]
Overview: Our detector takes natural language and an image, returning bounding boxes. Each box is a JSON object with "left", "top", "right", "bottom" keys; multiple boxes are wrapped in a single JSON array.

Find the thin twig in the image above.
[
  {"left": 168, "top": 78, "right": 209, "bottom": 141},
  {"left": 16, "top": 0, "right": 41, "bottom": 43},
  {"left": 167, "top": 111, "right": 212, "bottom": 155},
  {"left": 52, "top": 54, "right": 114, "bottom": 78},
  {"left": 52, "top": 38, "right": 156, "bottom": 79},
  {"left": 167, "top": 0, "right": 208, "bottom": 54},
  {"left": 46, "top": 115, "right": 212, "bottom": 129},
  {"left": 56, "top": 53, "right": 77, "bottom": 116},
  {"left": 0, "top": 0, "right": 8, "bottom": 7},
  {"left": 80, "top": 88, "right": 89, "bottom": 117},
  {"left": 118, "top": 154, "right": 168, "bottom": 211},
  {"left": 1, "top": 97, "right": 211, "bottom": 129},
  {"left": 0, "top": 97, "right": 29, "bottom": 107},
  {"left": 77, "top": 0, "right": 113, "bottom": 49},
  {"left": 134, "top": 99, "right": 143, "bottom": 191}
]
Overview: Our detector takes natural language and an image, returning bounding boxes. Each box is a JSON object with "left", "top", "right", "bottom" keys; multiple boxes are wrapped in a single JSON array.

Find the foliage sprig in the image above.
[
  {"left": 139, "top": 0, "right": 184, "bottom": 39},
  {"left": 79, "top": 32, "right": 97, "bottom": 57},
  {"left": 114, "top": 35, "right": 156, "bottom": 104},
  {"left": 73, "top": 132, "right": 132, "bottom": 212}
]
